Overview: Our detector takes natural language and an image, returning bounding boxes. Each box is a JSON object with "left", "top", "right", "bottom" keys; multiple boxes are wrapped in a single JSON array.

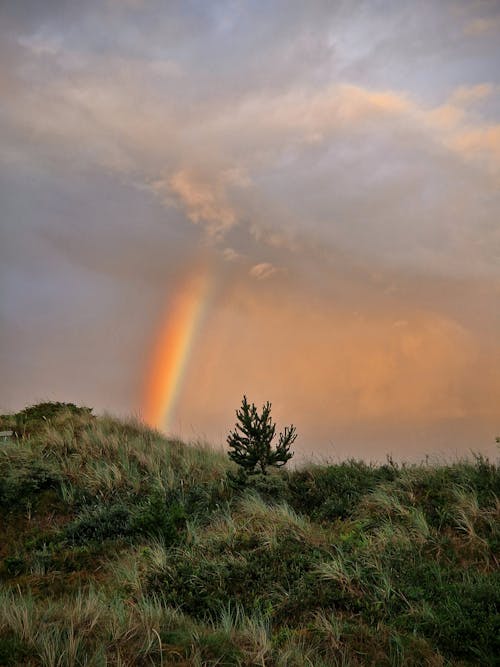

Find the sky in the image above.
[{"left": 1, "top": 0, "right": 500, "bottom": 461}]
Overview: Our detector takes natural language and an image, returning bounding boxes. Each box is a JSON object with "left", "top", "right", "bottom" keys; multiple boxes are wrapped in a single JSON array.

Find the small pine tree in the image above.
[{"left": 227, "top": 395, "right": 296, "bottom": 475}]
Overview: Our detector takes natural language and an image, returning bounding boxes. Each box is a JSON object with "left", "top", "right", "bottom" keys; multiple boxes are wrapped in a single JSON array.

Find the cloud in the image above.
[
  {"left": 464, "top": 16, "right": 500, "bottom": 36},
  {"left": 18, "top": 33, "right": 63, "bottom": 57},
  {"left": 449, "top": 83, "right": 495, "bottom": 107},
  {"left": 2, "top": 33, "right": 499, "bottom": 275},
  {"left": 449, "top": 124, "right": 500, "bottom": 176},
  {"left": 176, "top": 276, "right": 500, "bottom": 457},
  {"left": 152, "top": 168, "right": 245, "bottom": 236},
  {"left": 147, "top": 59, "right": 183, "bottom": 78},
  {"left": 222, "top": 247, "right": 241, "bottom": 262},
  {"left": 0, "top": 11, "right": 499, "bottom": 282},
  {"left": 249, "top": 262, "right": 280, "bottom": 280},
  {"left": 1, "top": 1, "right": 500, "bottom": 459}
]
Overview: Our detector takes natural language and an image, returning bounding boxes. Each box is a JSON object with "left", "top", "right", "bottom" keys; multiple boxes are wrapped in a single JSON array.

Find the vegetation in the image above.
[
  {"left": 227, "top": 396, "right": 296, "bottom": 475},
  {"left": 0, "top": 402, "right": 498, "bottom": 665},
  {"left": 3, "top": 402, "right": 94, "bottom": 438}
]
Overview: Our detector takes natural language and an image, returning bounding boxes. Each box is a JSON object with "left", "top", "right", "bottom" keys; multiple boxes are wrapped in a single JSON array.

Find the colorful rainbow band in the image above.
[{"left": 144, "top": 264, "right": 214, "bottom": 431}]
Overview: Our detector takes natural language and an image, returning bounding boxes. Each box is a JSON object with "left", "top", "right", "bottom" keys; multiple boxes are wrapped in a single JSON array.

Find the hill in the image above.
[{"left": 0, "top": 403, "right": 498, "bottom": 666}]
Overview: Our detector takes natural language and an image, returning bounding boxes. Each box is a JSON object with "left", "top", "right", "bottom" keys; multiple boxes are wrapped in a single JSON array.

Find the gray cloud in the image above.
[{"left": 1, "top": 0, "right": 499, "bottom": 458}]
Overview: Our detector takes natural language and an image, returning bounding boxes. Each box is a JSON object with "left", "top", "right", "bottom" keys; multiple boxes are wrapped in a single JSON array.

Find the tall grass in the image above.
[{"left": 1, "top": 405, "right": 498, "bottom": 665}]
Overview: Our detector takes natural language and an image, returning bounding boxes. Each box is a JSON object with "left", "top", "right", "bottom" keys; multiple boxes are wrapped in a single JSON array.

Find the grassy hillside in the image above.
[{"left": 0, "top": 404, "right": 498, "bottom": 666}]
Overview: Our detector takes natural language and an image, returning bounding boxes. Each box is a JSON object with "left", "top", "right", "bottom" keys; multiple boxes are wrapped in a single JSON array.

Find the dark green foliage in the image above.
[
  {"left": 169, "top": 480, "right": 231, "bottom": 518},
  {"left": 287, "top": 456, "right": 500, "bottom": 524},
  {"left": 432, "top": 577, "right": 500, "bottom": 664},
  {"left": 399, "top": 566, "right": 500, "bottom": 664},
  {"left": 196, "top": 631, "right": 243, "bottom": 665},
  {"left": 1, "top": 556, "right": 25, "bottom": 577},
  {"left": 160, "top": 629, "right": 242, "bottom": 665},
  {"left": 0, "top": 636, "right": 32, "bottom": 666},
  {"left": 46, "top": 545, "right": 107, "bottom": 574},
  {"left": 227, "top": 395, "right": 296, "bottom": 475},
  {"left": 0, "top": 462, "right": 63, "bottom": 511},
  {"left": 1, "top": 404, "right": 499, "bottom": 666},
  {"left": 277, "top": 540, "right": 500, "bottom": 663},
  {"left": 150, "top": 533, "right": 328, "bottom": 620},
  {"left": 246, "top": 471, "right": 290, "bottom": 501},
  {"left": 226, "top": 468, "right": 290, "bottom": 502},
  {"left": 63, "top": 494, "right": 187, "bottom": 545},
  {"left": 401, "top": 457, "right": 500, "bottom": 528},
  {"left": 132, "top": 493, "right": 187, "bottom": 542},
  {"left": 13, "top": 401, "right": 93, "bottom": 436},
  {"left": 277, "top": 569, "right": 362, "bottom": 624},
  {"left": 288, "top": 460, "right": 398, "bottom": 520},
  {"left": 63, "top": 502, "right": 134, "bottom": 543},
  {"left": 0, "top": 412, "right": 15, "bottom": 431}
]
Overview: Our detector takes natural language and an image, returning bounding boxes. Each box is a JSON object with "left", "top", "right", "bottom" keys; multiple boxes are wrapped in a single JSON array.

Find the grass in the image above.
[{"left": 0, "top": 402, "right": 498, "bottom": 665}]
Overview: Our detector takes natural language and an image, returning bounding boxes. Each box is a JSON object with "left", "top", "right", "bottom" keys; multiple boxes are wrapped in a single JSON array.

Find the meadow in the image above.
[{"left": 0, "top": 403, "right": 498, "bottom": 666}]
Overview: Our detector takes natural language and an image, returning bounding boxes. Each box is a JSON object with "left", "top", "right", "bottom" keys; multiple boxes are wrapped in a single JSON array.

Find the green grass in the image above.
[{"left": 0, "top": 402, "right": 498, "bottom": 665}]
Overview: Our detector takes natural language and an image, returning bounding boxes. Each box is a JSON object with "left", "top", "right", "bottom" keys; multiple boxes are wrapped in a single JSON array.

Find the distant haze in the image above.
[{"left": 1, "top": 1, "right": 499, "bottom": 461}]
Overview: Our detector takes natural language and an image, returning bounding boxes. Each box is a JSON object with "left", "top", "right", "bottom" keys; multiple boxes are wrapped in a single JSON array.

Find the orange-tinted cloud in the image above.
[
  {"left": 152, "top": 167, "right": 250, "bottom": 236},
  {"left": 449, "top": 83, "right": 495, "bottom": 106},
  {"left": 249, "top": 263, "right": 280, "bottom": 280},
  {"left": 2, "top": 1, "right": 499, "bottom": 462},
  {"left": 450, "top": 125, "right": 500, "bottom": 175},
  {"left": 171, "top": 273, "right": 500, "bottom": 458},
  {"left": 464, "top": 16, "right": 500, "bottom": 36}
]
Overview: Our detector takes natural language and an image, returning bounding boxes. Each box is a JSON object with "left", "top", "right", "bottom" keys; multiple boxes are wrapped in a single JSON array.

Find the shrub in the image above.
[
  {"left": 287, "top": 460, "right": 397, "bottom": 520},
  {"left": 0, "top": 637, "right": 31, "bottom": 666},
  {"left": 62, "top": 494, "right": 187, "bottom": 545},
  {"left": 63, "top": 502, "right": 133, "bottom": 543},
  {"left": 13, "top": 402, "right": 93, "bottom": 437},
  {"left": 131, "top": 492, "right": 187, "bottom": 543},
  {"left": 0, "top": 462, "right": 63, "bottom": 512}
]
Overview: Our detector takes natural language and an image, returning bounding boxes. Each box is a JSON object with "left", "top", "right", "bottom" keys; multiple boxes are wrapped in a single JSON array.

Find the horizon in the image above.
[{"left": 1, "top": 1, "right": 500, "bottom": 461}]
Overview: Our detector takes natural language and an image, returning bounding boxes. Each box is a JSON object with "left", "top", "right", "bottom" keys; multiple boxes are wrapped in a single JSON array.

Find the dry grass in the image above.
[
  {"left": 1, "top": 410, "right": 231, "bottom": 505},
  {"left": 1, "top": 407, "right": 497, "bottom": 666}
]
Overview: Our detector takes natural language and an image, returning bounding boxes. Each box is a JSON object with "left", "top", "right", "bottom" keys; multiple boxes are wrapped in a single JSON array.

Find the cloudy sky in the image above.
[{"left": 1, "top": 0, "right": 499, "bottom": 461}]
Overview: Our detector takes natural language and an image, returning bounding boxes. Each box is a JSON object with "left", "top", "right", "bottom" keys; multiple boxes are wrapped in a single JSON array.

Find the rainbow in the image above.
[{"left": 144, "top": 263, "right": 215, "bottom": 432}]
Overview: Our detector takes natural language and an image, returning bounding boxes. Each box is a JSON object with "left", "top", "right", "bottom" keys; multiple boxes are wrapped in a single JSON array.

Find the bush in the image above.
[
  {"left": 0, "top": 462, "right": 63, "bottom": 511},
  {"left": 13, "top": 401, "right": 93, "bottom": 437},
  {"left": 149, "top": 529, "right": 328, "bottom": 620},
  {"left": 62, "top": 493, "right": 187, "bottom": 545},
  {"left": 63, "top": 502, "right": 133, "bottom": 543},
  {"left": 227, "top": 469, "right": 290, "bottom": 502},
  {"left": 400, "top": 567, "right": 500, "bottom": 664},
  {"left": 0, "top": 637, "right": 31, "bottom": 666},
  {"left": 131, "top": 492, "right": 187, "bottom": 542},
  {"left": 287, "top": 460, "right": 397, "bottom": 520}
]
